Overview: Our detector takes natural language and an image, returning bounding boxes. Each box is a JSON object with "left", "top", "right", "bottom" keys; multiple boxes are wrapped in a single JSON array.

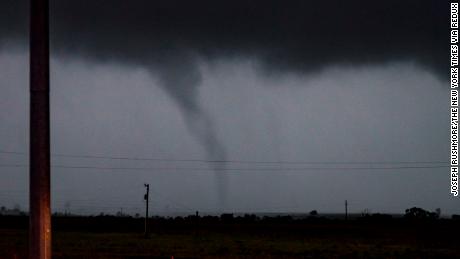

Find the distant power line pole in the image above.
[
  {"left": 144, "top": 184, "right": 149, "bottom": 238},
  {"left": 345, "top": 200, "right": 348, "bottom": 221},
  {"left": 29, "top": 0, "right": 51, "bottom": 258}
]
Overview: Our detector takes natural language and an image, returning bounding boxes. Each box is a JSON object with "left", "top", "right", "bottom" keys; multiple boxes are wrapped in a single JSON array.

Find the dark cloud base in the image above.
[{"left": 0, "top": 0, "right": 449, "bottom": 79}]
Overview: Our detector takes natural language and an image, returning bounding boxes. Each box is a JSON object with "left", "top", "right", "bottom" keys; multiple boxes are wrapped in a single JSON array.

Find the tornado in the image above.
[{"left": 153, "top": 54, "right": 229, "bottom": 210}]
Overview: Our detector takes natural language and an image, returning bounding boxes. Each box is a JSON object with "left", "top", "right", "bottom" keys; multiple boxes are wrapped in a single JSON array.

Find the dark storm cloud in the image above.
[
  {"left": 0, "top": 0, "right": 448, "bottom": 78},
  {"left": 0, "top": 0, "right": 448, "bottom": 209}
]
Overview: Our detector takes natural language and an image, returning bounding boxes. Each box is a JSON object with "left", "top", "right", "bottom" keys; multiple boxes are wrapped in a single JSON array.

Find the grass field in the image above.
[{"left": 1, "top": 216, "right": 459, "bottom": 258}]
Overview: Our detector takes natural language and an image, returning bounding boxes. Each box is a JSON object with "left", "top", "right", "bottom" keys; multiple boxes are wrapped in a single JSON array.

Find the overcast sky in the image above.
[{"left": 0, "top": 0, "right": 458, "bottom": 216}]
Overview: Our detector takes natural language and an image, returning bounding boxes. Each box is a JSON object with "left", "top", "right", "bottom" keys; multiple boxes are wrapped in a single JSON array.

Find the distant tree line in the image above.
[
  {"left": 404, "top": 207, "right": 441, "bottom": 220},
  {"left": 1, "top": 205, "right": 458, "bottom": 222}
]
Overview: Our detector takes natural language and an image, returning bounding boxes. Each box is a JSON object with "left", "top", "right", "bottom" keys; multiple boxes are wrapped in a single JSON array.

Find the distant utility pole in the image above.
[
  {"left": 30, "top": 0, "right": 51, "bottom": 258},
  {"left": 144, "top": 184, "right": 150, "bottom": 237},
  {"left": 345, "top": 200, "right": 348, "bottom": 221}
]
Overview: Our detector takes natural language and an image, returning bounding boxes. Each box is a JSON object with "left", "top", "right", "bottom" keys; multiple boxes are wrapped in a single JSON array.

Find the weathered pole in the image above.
[
  {"left": 144, "top": 184, "right": 149, "bottom": 238},
  {"left": 345, "top": 200, "right": 348, "bottom": 221},
  {"left": 29, "top": 0, "right": 51, "bottom": 258}
]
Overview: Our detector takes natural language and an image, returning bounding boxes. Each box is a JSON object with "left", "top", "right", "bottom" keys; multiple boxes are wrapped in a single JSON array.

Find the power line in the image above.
[
  {"left": 0, "top": 163, "right": 450, "bottom": 173},
  {"left": 0, "top": 150, "right": 449, "bottom": 165}
]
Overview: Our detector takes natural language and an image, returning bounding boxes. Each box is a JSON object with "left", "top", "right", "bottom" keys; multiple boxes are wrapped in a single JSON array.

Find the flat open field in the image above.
[{"left": 1, "top": 216, "right": 459, "bottom": 258}]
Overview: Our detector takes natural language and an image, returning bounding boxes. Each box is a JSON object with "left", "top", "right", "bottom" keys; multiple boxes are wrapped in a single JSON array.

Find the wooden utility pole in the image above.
[
  {"left": 29, "top": 0, "right": 51, "bottom": 258},
  {"left": 144, "top": 184, "right": 149, "bottom": 237},
  {"left": 345, "top": 200, "right": 348, "bottom": 221}
]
